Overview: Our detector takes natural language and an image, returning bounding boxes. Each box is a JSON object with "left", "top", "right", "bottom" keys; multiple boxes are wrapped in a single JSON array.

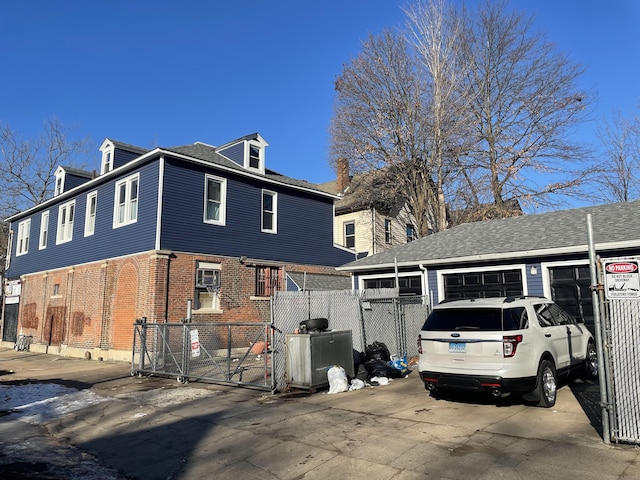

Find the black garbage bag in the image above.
[
  {"left": 365, "top": 341, "right": 391, "bottom": 362},
  {"left": 363, "top": 358, "right": 405, "bottom": 379}
]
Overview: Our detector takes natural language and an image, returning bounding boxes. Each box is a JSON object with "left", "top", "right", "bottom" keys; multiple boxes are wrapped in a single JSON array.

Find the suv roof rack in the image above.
[{"left": 504, "top": 295, "right": 548, "bottom": 303}]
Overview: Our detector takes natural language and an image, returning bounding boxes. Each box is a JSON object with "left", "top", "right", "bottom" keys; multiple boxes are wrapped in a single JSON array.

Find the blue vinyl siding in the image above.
[
  {"left": 113, "top": 148, "right": 143, "bottom": 169},
  {"left": 160, "top": 159, "right": 353, "bottom": 267},
  {"left": 525, "top": 263, "right": 544, "bottom": 296},
  {"left": 218, "top": 142, "right": 243, "bottom": 167},
  {"left": 64, "top": 173, "right": 91, "bottom": 190},
  {"left": 6, "top": 162, "right": 160, "bottom": 278}
]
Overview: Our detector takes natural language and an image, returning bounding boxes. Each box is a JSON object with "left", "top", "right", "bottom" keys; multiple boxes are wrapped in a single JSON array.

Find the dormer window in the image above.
[
  {"left": 100, "top": 140, "right": 115, "bottom": 174},
  {"left": 54, "top": 166, "right": 65, "bottom": 196},
  {"left": 245, "top": 139, "right": 265, "bottom": 172},
  {"left": 249, "top": 144, "right": 261, "bottom": 169}
]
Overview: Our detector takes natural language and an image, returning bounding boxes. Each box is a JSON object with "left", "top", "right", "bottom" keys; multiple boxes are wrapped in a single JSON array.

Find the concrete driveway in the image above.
[{"left": 0, "top": 347, "right": 638, "bottom": 479}]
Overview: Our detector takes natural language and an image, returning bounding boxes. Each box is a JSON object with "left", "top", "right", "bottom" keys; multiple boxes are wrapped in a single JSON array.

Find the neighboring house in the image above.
[
  {"left": 337, "top": 200, "right": 640, "bottom": 332},
  {"left": 319, "top": 159, "right": 417, "bottom": 257},
  {"left": 1, "top": 133, "right": 355, "bottom": 360}
]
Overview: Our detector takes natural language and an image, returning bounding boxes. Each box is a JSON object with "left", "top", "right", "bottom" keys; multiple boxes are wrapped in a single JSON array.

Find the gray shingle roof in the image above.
[
  {"left": 164, "top": 143, "right": 334, "bottom": 196},
  {"left": 338, "top": 200, "right": 640, "bottom": 270},
  {"left": 287, "top": 272, "right": 352, "bottom": 291}
]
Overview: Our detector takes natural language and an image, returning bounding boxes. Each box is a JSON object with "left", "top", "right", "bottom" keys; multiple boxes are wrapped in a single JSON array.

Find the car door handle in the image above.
[{"left": 545, "top": 333, "right": 551, "bottom": 337}]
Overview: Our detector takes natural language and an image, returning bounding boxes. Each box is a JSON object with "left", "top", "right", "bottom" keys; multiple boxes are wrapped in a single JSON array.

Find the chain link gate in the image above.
[{"left": 131, "top": 319, "right": 274, "bottom": 390}]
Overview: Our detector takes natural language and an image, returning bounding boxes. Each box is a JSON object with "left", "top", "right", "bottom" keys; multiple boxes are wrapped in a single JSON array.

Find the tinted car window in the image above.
[
  {"left": 423, "top": 307, "right": 527, "bottom": 332},
  {"left": 535, "top": 304, "right": 556, "bottom": 327}
]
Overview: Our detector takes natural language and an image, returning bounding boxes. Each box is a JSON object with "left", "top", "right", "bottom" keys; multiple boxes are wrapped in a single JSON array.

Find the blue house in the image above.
[{"left": 1, "top": 133, "right": 355, "bottom": 360}]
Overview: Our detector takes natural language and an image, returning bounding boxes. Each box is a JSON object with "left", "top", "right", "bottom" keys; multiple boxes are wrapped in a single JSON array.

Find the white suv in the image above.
[{"left": 417, "top": 296, "right": 597, "bottom": 407}]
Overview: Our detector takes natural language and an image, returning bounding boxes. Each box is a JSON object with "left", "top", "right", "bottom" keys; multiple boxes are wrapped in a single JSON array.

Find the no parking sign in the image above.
[{"left": 604, "top": 260, "right": 640, "bottom": 299}]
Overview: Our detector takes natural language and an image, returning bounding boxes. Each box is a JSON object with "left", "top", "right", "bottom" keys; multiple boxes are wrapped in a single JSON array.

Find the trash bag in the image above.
[
  {"left": 365, "top": 341, "right": 391, "bottom": 362},
  {"left": 349, "top": 378, "right": 366, "bottom": 391},
  {"left": 327, "top": 365, "right": 349, "bottom": 394},
  {"left": 389, "top": 355, "right": 410, "bottom": 376},
  {"left": 363, "top": 358, "right": 405, "bottom": 379}
]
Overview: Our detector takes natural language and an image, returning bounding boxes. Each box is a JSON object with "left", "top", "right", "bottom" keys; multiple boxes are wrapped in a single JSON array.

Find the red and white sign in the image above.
[
  {"left": 190, "top": 329, "right": 201, "bottom": 357},
  {"left": 604, "top": 260, "right": 640, "bottom": 299}
]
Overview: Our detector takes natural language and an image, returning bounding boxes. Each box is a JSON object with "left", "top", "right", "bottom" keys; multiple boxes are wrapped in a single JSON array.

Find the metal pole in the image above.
[{"left": 587, "top": 213, "right": 611, "bottom": 444}]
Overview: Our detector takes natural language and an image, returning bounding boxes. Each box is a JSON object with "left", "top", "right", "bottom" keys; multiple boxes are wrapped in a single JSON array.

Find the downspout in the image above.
[{"left": 419, "top": 263, "right": 432, "bottom": 308}]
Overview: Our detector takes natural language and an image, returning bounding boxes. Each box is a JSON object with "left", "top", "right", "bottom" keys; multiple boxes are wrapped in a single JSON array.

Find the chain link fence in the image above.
[
  {"left": 130, "top": 290, "right": 429, "bottom": 393},
  {"left": 271, "top": 290, "right": 430, "bottom": 391},
  {"left": 603, "top": 297, "right": 640, "bottom": 444}
]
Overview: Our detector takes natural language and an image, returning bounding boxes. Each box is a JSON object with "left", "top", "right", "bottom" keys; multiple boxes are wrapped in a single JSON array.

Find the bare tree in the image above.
[
  {"left": 0, "top": 118, "right": 90, "bottom": 217},
  {"left": 330, "top": 30, "right": 436, "bottom": 237},
  {"left": 403, "top": 0, "right": 472, "bottom": 232},
  {"left": 330, "top": 0, "right": 471, "bottom": 236},
  {"left": 458, "top": 0, "right": 593, "bottom": 211},
  {"left": 593, "top": 111, "right": 640, "bottom": 203},
  {"left": 0, "top": 118, "right": 91, "bottom": 267}
]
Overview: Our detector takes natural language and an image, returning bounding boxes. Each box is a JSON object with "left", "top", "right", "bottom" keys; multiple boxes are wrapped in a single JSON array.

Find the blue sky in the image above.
[{"left": 1, "top": 1, "right": 638, "bottom": 185}]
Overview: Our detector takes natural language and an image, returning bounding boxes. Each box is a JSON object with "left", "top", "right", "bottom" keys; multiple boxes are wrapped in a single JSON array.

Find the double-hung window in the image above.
[
  {"left": 39, "top": 210, "right": 49, "bottom": 249},
  {"left": 249, "top": 145, "right": 261, "bottom": 169},
  {"left": 406, "top": 224, "right": 416, "bottom": 242},
  {"left": 261, "top": 190, "right": 277, "bottom": 233},
  {"left": 57, "top": 200, "right": 75, "bottom": 244},
  {"left": 344, "top": 221, "right": 355, "bottom": 249},
  {"left": 84, "top": 191, "right": 97, "bottom": 236},
  {"left": 204, "top": 175, "right": 226, "bottom": 225},
  {"left": 16, "top": 219, "right": 31, "bottom": 256},
  {"left": 384, "top": 218, "right": 392, "bottom": 244},
  {"left": 114, "top": 174, "right": 139, "bottom": 227}
]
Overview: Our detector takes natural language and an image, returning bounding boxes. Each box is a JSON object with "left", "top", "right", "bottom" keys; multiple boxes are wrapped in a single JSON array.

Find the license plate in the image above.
[{"left": 449, "top": 342, "right": 466, "bottom": 353}]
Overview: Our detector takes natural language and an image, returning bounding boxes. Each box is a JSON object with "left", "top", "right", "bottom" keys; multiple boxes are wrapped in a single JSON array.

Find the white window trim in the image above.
[
  {"left": 344, "top": 221, "right": 355, "bottom": 249},
  {"left": 113, "top": 173, "right": 139, "bottom": 228},
  {"left": 261, "top": 189, "right": 277, "bottom": 234},
  {"left": 203, "top": 174, "right": 227, "bottom": 226},
  {"left": 84, "top": 191, "right": 97, "bottom": 237},
  {"left": 245, "top": 141, "right": 265, "bottom": 173},
  {"left": 39, "top": 210, "right": 50, "bottom": 249},
  {"left": 54, "top": 166, "right": 65, "bottom": 196},
  {"left": 16, "top": 219, "right": 31, "bottom": 256},
  {"left": 100, "top": 141, "right": 115, "bottom": 174},
  {"left": 194, "top": 262, "right": 222, "bottom": 312},
  {"left": 56, "top": 200, "right": 76, "bottom": 244}
]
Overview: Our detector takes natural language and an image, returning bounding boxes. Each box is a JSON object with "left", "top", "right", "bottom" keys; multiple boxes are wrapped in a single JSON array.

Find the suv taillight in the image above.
[
  {"left": 503, "top": 335, "right": 523, "bottom": 357},
  {"left": 417, "top": 334, "right": 423, "bottom": 354}
]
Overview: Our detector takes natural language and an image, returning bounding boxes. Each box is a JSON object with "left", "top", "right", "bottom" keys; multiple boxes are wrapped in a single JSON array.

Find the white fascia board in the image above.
[{"left": 336, "top": 240, "right": 640, "bottom": 272}]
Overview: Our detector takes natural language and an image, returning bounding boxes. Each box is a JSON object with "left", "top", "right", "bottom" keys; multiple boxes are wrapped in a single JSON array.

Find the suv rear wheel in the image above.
[
  {"left": 535, "top": 360, "right": 557, "bottom": 408},
  {"left": 582, "top": 342, "right": 598, "bottom": 380}
]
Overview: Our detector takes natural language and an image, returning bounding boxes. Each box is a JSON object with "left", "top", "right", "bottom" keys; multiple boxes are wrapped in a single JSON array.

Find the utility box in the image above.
[{"left": 286, "top": 330, "right": 354, "bottom": 391}]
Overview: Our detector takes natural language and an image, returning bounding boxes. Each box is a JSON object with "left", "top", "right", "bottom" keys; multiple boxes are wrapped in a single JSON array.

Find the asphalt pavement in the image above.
[{"left": 1, "top": 347, "right": 639, "bottom": 480}]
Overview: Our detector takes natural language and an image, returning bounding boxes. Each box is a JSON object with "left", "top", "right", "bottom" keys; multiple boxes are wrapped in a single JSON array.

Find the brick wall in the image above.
[{"left": 12, "top": 250, "right": 349, "bottom": 359}]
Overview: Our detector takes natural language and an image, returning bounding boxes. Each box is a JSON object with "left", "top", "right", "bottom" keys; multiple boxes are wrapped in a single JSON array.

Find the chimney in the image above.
[{"left": 336, "top": 158, "right": 350, "bottom": 193}]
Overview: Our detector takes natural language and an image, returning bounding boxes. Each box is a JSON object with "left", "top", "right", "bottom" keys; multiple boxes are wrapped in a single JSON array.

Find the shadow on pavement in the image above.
[{"left": 570, "top": 379, "right": 604, "bottom": 438}]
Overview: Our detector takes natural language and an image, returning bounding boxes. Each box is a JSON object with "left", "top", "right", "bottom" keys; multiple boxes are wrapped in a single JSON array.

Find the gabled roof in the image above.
[
  {"left": 338, "top": 200, "right": 640, "bottom": 271},
  {"left": 105, "top": 139, "right": 149, "bottom": 155},
  {"left": 287, "top": 272, "right": 352, "bottom": 291}
]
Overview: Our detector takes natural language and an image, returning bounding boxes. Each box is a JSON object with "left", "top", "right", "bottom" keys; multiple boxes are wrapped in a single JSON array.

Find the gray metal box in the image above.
[{"left": 286, "top": 330, "right": 354, "bottom": 390}]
